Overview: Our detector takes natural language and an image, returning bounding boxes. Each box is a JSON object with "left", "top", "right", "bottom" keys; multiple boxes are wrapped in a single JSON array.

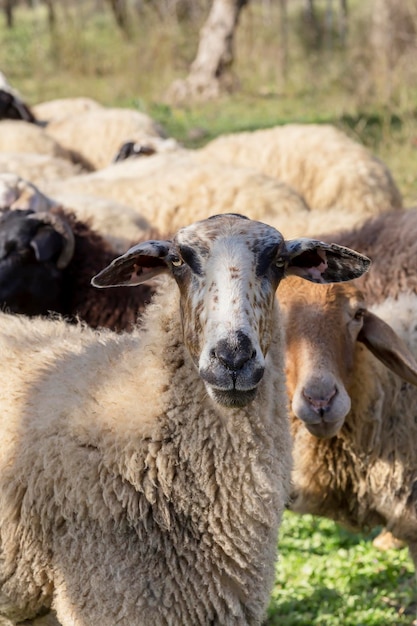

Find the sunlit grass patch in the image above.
[{"left": 267, "top": 511, "right": 416, "bottom": 626}]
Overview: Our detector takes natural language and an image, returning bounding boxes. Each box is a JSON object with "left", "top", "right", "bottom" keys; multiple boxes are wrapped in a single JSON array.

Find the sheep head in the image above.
[
  {"left": 92, "top": 213, "right": 370, "bottom": 409},
  {"left": 279, "top": 277, "right": 417, "bottom": 439},
  {"left": 0, "top": 209, "right": 75, "bottom": 316}
]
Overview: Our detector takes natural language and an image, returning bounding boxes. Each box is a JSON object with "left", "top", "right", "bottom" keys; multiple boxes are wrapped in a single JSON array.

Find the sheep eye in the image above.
[
  {"left": 171, "top": 256, "right": 184, "bottom": 267},
  {"left": 353, "top": 308, "right": 365, "bottom": 321},
  {"left": 274, "top": 257, "right": 286, "bottom": 269}
]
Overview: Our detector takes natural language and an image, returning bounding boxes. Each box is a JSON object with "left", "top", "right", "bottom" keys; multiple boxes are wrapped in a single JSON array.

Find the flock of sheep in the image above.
[{"left": 1, "top": 73, "right": 417, "bottom": 626}]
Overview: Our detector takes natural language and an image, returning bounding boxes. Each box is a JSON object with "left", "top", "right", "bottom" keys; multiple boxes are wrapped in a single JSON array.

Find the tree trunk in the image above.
[
  {"left": 165, "top": 0, "right": 249, "bottom": 103},
  {"left": 304, "top": 0, "right": 321, "bottom": 48},
  {"left": 43, "top": 0, "right": 56, "bottom": 29},
  {"left": 107, "top": 0, "right": 131, "bottom": 36},
  {"left": 4, "top": 0, "right": 14, "bottom": 28},
  {"left": 338, "top": 0, "right": 348, "bottom": 46},
  {"left": 278, "top": 0, "right": 288, "bottom": 81}
]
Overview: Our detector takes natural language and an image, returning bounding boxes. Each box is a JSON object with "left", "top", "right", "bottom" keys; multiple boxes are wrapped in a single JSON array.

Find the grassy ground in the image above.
[
  {"left": 2, "top": 2, "right": 417, "bottom": 623},
  {"left": 268, "top": 512, "right": 416, "bottom": 625}
]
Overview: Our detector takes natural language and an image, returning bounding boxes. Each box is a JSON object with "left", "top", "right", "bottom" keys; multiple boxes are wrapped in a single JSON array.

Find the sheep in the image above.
[
  {"left": 0, "top": 173, "right": 54, "bottom": 213},
  {"left": 0, "top": 120, "right": 74, "bottom": 160},
  {"left": 317, "top": 207, "right": 417, "bottom": 305},
  {"left": 0, "top": 173, "right": 152, "bottom": 252},
  {"left": 309, "top": 206, "right": 417, "bottom": 551},
  {"left": 32, "top": 97, "right": 104, "bottom": 124},
  {"left": 278, "top": 275, "right": 417, "bottom": 574},
  {"left": 0, "top": 153, "right": 88, "bottom": 186},
  {"left": 41, "top": 150, "right": 313, "bottom": 236},
  {"left": 0, "top": 204, "right": 157, "bottom": 331},
  {"left": 111, "top": 136, "right": 182, "bottom": 163},
  {"left": 45, "top": 107, "right": 168, "bottom": 169},
  {"left": 0, "top": 213, "right": 370, "bottom": 626},
  {"left": 196, "top": 124, "right": 403, "bottom": 225},
  {"left": 40, "top": 190, "right": 152, "bottom": 253}
]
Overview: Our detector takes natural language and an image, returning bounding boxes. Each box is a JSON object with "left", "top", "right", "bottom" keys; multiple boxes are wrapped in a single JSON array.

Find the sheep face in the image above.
[
  {"left": 0, "top": 209, "right": 69, "bottom": 315},
  {"left": 280, "top": 277, "right": 417, "bottom": 438},
  {"left": 92, "top": 213, "right": 371, "bottom": 409},
  {"left": 280, "top": 278, "right": 365, "bottom": 437}
]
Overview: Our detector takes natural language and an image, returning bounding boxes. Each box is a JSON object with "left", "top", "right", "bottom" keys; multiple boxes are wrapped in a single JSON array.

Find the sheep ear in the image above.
[
  {"left": 358, "top": 310, "right": 417, "bottom": 386},
  {"left": 286, "top": 239, "right": 371, "bottom": 283},
  {"left": 92, "top": 240, "right": 171, "bottom": 288}
]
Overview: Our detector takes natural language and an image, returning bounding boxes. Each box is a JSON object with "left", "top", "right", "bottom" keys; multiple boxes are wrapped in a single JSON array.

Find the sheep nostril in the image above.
[
  {"left": 302, "top": 387, "right": 337, "bottom": 414},
  {"left": 213, "top": 332, "right": 256, "bottom": 371}
]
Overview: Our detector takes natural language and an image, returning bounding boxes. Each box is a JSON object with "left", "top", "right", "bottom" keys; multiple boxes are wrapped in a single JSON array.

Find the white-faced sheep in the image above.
[
  {"left": 0, "top": 213, "right": 370, "bottom": 626},
  {"left": 42, "top": 151, "right": 313, "bottom": 236},
  {"left": 45, "top": 107, "right": 169, "bottom": 169},
  {"left": 196, "top": 124, "right": 403, "bottom": 226},
  {"left": 278, "top": 276, "right": 417, "bottom": 573}
]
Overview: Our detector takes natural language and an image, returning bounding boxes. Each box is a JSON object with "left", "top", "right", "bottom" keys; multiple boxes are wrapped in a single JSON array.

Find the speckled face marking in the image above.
[
  {"left": 92, "top": 213, "right": 371, "bottom": 409},
  {"left": 169, "top": 214, "right": 286, "bottom": 407}
]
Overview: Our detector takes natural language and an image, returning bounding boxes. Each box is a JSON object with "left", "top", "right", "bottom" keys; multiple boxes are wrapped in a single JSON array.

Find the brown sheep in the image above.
[
  {"left": 318, "top": 207, "right": 417, "bottom": 304},
  {"left": 278, "top": 275, "right": 417, "bottom": 575}
]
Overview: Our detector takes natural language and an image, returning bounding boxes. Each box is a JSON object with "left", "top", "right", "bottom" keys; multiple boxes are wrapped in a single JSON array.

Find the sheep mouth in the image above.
[
  {"left": 209, "top": 387, "right": 258, "bottom": 408},
  {"left": 305, "top": 418, "right": 345, "bottom": 439}
]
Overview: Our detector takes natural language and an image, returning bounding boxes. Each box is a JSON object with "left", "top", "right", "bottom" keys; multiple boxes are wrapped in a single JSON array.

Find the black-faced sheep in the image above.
[
  {"left": 0, "top": 89, "right": 37, "bottom": 123},
  {"left": 0, "top": 72, "right": 37, "bottom": 124},
  {"left": 278, "top": 276, "right": 417, "bottom": 574},
  {"left": 0, "top": 213, "right": 370, "bottom": 626},
  {"left": 0, "top": 206, "right": 155, "bottom": 331},
  {"left": 0, "top": 172, "right": 152, "bottom": 254}
]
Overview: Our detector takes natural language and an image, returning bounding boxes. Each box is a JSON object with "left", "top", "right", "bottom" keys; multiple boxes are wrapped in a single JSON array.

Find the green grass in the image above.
[{"left": 268, "top": 512, "right": 416, "bottom": 625}]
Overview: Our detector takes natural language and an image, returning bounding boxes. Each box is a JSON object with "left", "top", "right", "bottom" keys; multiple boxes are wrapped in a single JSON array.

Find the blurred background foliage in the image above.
[{"left": 1, "top": 0, "right": 417, "bottom": 203}]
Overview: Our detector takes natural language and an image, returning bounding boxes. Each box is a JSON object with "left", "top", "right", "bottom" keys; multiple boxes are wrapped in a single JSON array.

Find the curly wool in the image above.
[
  {"left": 290, "top": 293, "right": 417, "bottom": 554},
  {"left": 42, "top": 150, "right": 312, "bottom": 237},
  {"left": 318, "top": 208, "right": 417, "bottom": 304},
  {"left": 0, "top": 282, "right": 291, "bottom": 626},
  {"left": 197, "top": 123, "right": 403, "bottom": 219}
]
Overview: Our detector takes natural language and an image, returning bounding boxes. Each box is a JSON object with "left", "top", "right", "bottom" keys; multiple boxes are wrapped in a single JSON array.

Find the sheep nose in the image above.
[
  {"left": 302, "top": 386, "right": 337, "bottom": 416},
  {"left": 213, "top": 331, "right": 256, "bottom": 371}
]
